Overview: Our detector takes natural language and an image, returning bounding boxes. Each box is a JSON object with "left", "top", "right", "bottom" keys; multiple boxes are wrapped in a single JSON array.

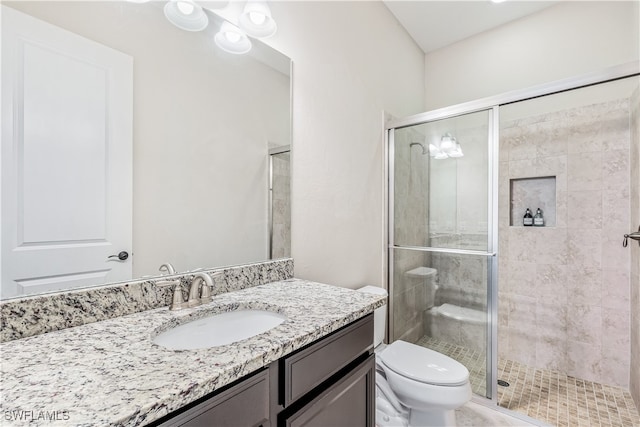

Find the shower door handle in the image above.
[{"left": 623, "top": 227, "right": 640, "bottom": 247}]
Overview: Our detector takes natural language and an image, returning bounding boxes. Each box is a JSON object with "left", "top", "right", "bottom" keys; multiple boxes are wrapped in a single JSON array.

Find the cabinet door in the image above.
[
  {"left": 283, "top": 355, "right": 375, "bottom": 427},
  {"left": 282, "top": 314, "right": 373, "bottom": 406},
  {"left": 157, "top": 369, "right": 270, "bottom": 427}
]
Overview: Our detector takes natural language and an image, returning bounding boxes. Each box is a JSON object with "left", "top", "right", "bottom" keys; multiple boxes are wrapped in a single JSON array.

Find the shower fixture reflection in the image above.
[{"left": 409, "top": 142, "right": 428, "bottom": 155}]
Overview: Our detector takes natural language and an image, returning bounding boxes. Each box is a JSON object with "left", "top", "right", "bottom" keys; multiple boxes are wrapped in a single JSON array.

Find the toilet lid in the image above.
[{"left": 378, "top": 340, "right": 469, "bottom": 386}]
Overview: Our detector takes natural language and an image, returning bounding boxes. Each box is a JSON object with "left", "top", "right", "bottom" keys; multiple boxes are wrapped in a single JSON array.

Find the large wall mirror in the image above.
[{"left": 1, "top": 1, "right": 291, "bottom": 299}]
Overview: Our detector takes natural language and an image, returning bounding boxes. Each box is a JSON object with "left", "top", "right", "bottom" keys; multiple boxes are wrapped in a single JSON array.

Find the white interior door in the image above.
[{"left": 1, "top": 6, "right": 133, "bottom": 298}]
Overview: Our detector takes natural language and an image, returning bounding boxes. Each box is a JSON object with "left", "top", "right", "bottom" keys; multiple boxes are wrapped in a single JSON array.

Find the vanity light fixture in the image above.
[
  {"left": 214, "top": 21, "right": 252, "bottom": 54},
  {"left": 164, "top": 0, "right": 209, "bottom": 32},
  {"left": 448, "top": 139, "right": 464, "bottom": 158},
  {"left": 429, "top": 133, "right": 464, "bottom": 159},
  {"left": 238, "top": 0, "right": 277, "bottom": 38}
]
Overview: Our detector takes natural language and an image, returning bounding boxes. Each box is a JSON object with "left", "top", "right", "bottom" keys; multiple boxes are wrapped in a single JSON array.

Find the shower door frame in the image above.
[
  {"left": 385, "top": 60, "right": 640, "bottom": 410},
  {"left": 387, "top": 106, "right": 499, "bottom": 400}
]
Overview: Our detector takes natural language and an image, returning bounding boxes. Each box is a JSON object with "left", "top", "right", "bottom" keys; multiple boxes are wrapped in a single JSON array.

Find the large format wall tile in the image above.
[
  {"left": 567, "top": 190, "right": 603, "bottom": 229},
  {"left": 498, "top": 97, "right": 632, "bottom": 388}
]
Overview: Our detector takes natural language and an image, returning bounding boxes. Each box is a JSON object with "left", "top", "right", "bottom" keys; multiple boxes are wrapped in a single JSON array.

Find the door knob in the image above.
[{"left": 108, "top": 251, "right": 129, "bottom": 261}]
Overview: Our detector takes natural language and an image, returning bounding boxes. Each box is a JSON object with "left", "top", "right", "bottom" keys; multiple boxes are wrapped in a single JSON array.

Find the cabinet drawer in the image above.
[
  {"left": 157, "top": 369, "right": 270, "bottom": 427},
  {"left": 282, "top": 314, "right": 373, "bottom": 406}
]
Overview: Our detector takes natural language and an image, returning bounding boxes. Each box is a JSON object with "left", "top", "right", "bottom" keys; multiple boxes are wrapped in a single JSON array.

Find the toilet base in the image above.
[
  {"left": 375, "top": 395, "right": 408, "bottom": 427},
  {"left": 410, "top": 408, "right": 456, "bottom": 426},
  {"left": 376, "top": 393, "right": 458, "bottom": 427}
]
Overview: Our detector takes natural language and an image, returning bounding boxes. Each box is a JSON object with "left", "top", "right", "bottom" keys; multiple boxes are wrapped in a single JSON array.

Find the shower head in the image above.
[{"left": 410, "top": 142, "right": 427, "bottom": 155}]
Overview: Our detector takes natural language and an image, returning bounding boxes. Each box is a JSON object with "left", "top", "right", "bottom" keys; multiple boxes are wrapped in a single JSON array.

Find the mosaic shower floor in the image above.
[{"left": 416, "top": 336, "right": 640, "bottom": 427}]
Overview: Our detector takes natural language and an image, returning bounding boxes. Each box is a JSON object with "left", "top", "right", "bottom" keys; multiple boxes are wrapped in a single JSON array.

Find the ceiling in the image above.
[{"left": 383, "top": 1, "right": 557, "bottom": 53}]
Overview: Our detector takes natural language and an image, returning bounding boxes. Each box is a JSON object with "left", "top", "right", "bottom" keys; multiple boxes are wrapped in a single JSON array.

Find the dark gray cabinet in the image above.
[
  {"left": 155, "top": 369, "right": 270, "bottom": 427},
  {"left": 282, "top": 355, "right": 375, "bottom": 427},
  {"left": 282, "top": 315, "right": 373, "bottom": 406},
  {"left": 151, "top": 314, "right": 374, "bottom": 427}
]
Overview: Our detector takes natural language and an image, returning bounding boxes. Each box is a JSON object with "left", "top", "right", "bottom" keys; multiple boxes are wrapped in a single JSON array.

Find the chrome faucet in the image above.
[{"left": 187, "top": 272, "right": 223, "bottom": 307}]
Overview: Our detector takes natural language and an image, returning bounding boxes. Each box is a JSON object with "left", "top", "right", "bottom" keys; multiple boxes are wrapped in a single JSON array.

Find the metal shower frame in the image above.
[{"left": 384, "top": 61, "right": 639, "bottom": 417}]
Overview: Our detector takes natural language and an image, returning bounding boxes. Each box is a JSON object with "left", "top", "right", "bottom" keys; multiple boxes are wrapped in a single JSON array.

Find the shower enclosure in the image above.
[
  {"left": 388, "top": 109, "right": 497, "bottom": 400},
  {"left": 386, "top": 62, "right": 640, "bottom": 424},
  {"left": 269, "top": 146, "right": 291, "bottom": 259}
]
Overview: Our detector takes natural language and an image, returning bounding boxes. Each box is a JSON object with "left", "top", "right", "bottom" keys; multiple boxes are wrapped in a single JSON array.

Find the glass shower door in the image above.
[{"left": 388, "top": 108, "right": 496, "bottom": 399}]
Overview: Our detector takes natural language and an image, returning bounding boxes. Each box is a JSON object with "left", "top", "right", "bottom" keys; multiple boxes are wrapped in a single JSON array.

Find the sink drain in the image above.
[{"left": 498, "top": 379, "right": 510, "bottom": 387}]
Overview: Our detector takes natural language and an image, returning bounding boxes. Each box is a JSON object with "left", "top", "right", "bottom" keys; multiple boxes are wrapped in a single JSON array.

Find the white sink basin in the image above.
[{"left": 153, "top": 309, "right": 287, "bottom": 350}]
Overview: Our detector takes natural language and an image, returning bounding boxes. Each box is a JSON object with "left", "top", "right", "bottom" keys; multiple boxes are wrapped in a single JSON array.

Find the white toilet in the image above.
[{"left": 358, "top": 286, "right": 472, "bottom": 427}]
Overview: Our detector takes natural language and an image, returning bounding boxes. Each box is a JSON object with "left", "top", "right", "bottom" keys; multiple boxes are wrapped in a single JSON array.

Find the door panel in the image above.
[
  {"left": 389, "top": 108, "right": 495, "bottom": 399},
  {"left": 1, "top": 6, "right": 133, "bottom": 298}
]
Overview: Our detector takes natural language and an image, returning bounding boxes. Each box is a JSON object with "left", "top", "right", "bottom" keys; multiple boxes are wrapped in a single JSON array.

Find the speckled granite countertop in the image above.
[{"left": 0, "top": 279, "right": 385, "bottom": 426}]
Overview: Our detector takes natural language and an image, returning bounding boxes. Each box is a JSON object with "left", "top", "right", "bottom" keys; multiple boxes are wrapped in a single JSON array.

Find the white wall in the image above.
[
  {"left": 260, "top": 1, "right": 426, "bottom": 288},
  {"left": 424, "top": 1, "right": 640, "bottom": 110}
]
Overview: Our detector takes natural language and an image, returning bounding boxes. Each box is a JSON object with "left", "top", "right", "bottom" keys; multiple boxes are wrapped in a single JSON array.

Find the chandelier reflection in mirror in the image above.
[
  {"left": 131, "top": 0, "right": 277, "bottom": 54},
  {"left": 428, "top": 133, "right": 464, "bottom": 159}
]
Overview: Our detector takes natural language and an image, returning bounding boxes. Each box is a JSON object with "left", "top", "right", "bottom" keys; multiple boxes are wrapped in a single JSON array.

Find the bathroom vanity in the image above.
[
  {"left": 0, "top": 279, "right": 384, "bottom": 426},
  {"left": 153, "top": 314, "right": 375, "bottom": 426}
]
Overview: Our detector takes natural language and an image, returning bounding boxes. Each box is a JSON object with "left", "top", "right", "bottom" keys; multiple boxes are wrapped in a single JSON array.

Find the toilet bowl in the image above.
[{"left": 358, "top": 286, "right": 472, "bottom": 427}]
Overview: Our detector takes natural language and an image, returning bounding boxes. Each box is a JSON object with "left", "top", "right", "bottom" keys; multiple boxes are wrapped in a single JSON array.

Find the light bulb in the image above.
[
  {"left": 238, "top": 0, "right": 277, "bottom": 38},
  {"left": 164, "top": 0, "right": 208, "bottom": 31},
  {"left": 449, "top": 141, "right": 464, "bottom": 158},
  {"left": 215, "top": 21, "right": 252, "bottom": 54},
  {"left": 249, "top": 11, "right": 266, "bottom": 25},
  {"left": 440, "top": 134, "right": 454, "bottom": 153},
  {"left": 176, "top": 0, "right": 195, "bottom": 15},
  {"left": 225, "top": 31, "right": 241, "bottom": 43}
]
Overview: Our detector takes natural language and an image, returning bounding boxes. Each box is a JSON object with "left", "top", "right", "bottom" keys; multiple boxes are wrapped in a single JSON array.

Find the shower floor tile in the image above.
[{"left": 416, "top": 336, "right": 640, "bottom": 427}]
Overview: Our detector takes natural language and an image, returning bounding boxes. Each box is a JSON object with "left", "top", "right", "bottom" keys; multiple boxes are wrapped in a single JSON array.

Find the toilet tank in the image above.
[{"left": 357, "top": 286, "right": 388, "bottom": 347}]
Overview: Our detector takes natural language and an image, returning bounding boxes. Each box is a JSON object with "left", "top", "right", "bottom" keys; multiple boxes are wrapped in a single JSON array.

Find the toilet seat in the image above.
[{"left": 378, "top": 340, "right": 469, "bottom": 386}]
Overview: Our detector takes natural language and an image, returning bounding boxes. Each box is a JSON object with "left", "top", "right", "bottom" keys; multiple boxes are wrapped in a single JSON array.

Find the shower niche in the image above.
[{"left": 509, "top": 176, "right": 556, "bottom": 227}]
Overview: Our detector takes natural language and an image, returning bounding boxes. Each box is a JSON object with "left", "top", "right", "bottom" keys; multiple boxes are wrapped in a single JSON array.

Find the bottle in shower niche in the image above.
[
  {"left": 523, "top": 208, "right": 533, "bottom": 226},
  {"left": 534, "top": 208, "right": 544, "bottom": 226}
]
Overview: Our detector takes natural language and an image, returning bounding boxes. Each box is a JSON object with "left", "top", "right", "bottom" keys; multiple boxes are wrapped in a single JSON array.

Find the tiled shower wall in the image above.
[
  {"left": 271, "top": 152, "right": 291, "bottom": 259},
  {"left": 630, "top": 87, "right": 640, "bottom": 407},
  {"left": 392, "top": 128, "right": 430, "bottom": 343},
  {"left": 498, "top": 98, "right": 632, "bottom": 388}
]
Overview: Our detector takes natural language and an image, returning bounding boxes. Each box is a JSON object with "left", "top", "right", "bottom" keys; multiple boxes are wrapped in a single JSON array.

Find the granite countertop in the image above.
[{"left": 0, "top": 279, "right": 385, "bottom": 426}]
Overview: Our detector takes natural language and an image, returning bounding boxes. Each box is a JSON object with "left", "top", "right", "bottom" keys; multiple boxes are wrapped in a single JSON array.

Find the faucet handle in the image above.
[
  {"left": 170, "top": 283, "right": 188, "bottom": 311},
  {"left": 200, "top": 282, "right": 212, "bottom": 304},
  {"left": 156, "top": 279, "right": 187, "bottom": 311}
]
